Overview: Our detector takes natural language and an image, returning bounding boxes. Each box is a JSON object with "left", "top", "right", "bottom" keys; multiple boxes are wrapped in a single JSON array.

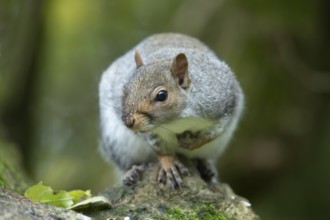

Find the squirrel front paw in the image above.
[
  {"left": 177, "top": 130, "right": 216, "bottom": 150},
  {"left": 157, "top": 155, "right": 190, "bottom": 188},
  {"left": 176, "top": 130, "right": 203, "bottom": 150}
]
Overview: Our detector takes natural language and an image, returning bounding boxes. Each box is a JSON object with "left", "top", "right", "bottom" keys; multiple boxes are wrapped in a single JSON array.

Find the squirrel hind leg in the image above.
[
  {"left": 122, "top": 164, "right": 146, "bottom": 186},
  {"left": 195, "top": 159, "right": 218, "bottom": 183}
]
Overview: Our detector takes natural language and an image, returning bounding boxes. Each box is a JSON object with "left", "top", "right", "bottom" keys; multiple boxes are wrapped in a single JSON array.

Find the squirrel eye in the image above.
[{"left": 155, "top": 90, "right": 168, "bottom": 102}]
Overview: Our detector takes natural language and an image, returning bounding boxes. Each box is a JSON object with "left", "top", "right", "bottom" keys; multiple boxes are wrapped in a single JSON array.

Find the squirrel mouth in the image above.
[
  {"left": 122, "top": 118, "right": 154, "bottom": 132},
  {"left": 122, "top": 111, "right": 155, "bottom": 132},
  {"left": 122, "top": 111, "right": 155, "bottom": 133},
  {"left": 130, "top": 123, "right": 154, "bottom": 133}
]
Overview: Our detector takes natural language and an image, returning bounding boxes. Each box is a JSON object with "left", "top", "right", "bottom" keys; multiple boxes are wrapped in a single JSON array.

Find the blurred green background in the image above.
[{"left": 1, "top": 0, "right": 329, "bottom": 219}]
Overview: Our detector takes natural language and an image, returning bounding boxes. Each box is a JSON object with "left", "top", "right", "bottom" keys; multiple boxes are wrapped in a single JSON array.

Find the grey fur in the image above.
[{"left": 99, "top": 33, "right": 244, "bottom": 179}]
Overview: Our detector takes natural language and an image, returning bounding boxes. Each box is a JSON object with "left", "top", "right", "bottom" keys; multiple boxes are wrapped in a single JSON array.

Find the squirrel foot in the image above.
[
  {"left": 196, "top": 159, "right": 216, "bottom": 182},
  {"left": 157, "top": 155, "right": 190, "bottom": 189},
  {"left": 123, "top": 164, "right": 146, "bottom": 186}
]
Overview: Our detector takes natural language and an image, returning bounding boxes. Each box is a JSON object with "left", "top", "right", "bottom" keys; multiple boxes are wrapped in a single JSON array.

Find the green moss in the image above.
[
  {"left": 163, "top": 204, "right": 230, "bottom": 220},
  {"left": 103, "top": 202, "right": 230, "bottom": 220},
  {"left": 196, "top": 204, "right": 229, "bottom": 220},
  {"left": 164, "top": 207, "right": 196, "bottom": 220}
]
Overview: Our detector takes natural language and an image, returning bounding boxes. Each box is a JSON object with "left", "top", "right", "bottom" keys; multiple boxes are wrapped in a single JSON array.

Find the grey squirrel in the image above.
[{"left": 99, "top": 33, "right": 244, "bottom": 187}]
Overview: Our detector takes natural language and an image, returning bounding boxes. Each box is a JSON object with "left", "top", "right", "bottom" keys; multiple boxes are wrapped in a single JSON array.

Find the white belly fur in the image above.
[{"left": 153, "top": 117, "right": 234, "bottom": 159}]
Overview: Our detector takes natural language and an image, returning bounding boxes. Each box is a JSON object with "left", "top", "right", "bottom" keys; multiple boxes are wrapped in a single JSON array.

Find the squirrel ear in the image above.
[
  {"left": 135, "top": 50, "right": 144, "bottom": 68},
  {"left": 171, "top": 53, "right": 190, "bottom": 89}
]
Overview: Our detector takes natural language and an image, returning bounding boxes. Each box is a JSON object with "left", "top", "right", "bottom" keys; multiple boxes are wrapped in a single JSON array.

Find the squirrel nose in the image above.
[{"left": 122, "top": 114, "right": 135, "bottom": 128}]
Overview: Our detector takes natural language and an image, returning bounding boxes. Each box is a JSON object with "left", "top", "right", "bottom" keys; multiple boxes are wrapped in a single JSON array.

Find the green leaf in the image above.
[
  {"left": 68, "top": 189, "right": 91, "bottom": 203},
  {"left": 24, "top": 182, "right": 74, "bottom": 208},
  {"left": 70, "top": 195, "right": 112, "bottom": 210},
  {"left": 24, "top": 182, "right": 54, "bottom": 201},
  {"left": 44, "top": 190, "right": 74, "bottom": 208}
]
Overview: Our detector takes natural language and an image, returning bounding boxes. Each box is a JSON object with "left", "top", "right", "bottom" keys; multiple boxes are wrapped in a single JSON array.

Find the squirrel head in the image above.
[{"left": 121, "top": 50, "right": 190, "bottom": 132}]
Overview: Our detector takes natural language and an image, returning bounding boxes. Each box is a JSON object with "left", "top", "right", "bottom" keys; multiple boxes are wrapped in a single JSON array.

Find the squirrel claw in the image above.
[
  {"left": 157, "top": 155, "right": 189, "bottom": 188},
  {"left": 123, "top": 164, "right": 145, "bottom": 186},
  {"left": 158, "top": 166, "right": 181, "bottom": 189},
  {"left": 174, "top": 160, "right": 190, "bottom": 176}
]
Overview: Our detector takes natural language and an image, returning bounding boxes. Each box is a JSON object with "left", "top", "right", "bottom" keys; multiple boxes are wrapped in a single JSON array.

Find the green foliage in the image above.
[
  {"left": 70, "top": 195, "right": 111, "bottom": 210},
  {"left": 68, "top": 189, "right": 92, "bottom": 203},
  {"left": 24, "top": 182, "right": 91, "bottom": 208}
]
